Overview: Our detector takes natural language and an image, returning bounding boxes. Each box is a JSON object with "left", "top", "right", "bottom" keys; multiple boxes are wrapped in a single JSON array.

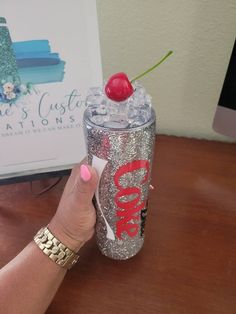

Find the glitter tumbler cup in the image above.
[{"left": 83, "top": 106, "right": 156, "bottom": 260}]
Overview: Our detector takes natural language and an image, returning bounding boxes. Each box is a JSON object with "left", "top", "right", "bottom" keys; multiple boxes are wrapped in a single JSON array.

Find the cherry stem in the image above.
[{"left": 131, "top": 50, "right": 173, "bottom": 83}]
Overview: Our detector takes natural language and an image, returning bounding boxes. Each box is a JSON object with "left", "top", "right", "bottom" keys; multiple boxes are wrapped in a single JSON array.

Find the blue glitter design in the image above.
[
  {"left": 0, "top": 17, "right": 66, "bottom": 105},
  {"left": 0, "top": 17, "right": 19, "bottom": 82}
]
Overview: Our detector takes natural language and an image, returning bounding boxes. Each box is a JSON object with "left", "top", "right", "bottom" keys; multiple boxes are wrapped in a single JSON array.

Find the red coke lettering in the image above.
[{"left": 114, "top": 160, "right": 150, "bottom": 239}]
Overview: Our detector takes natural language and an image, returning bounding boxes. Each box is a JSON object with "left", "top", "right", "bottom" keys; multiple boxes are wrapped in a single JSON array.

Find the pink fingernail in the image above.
[{"left": 80, "top": 164, "right": 91, "bottom": 182}]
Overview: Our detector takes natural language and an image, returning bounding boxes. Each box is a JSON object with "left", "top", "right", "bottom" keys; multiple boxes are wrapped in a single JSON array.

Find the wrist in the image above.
[
  {"left": 48, "top": 219, "right": 84, "bottom": 253},
  {"left": 34, "top": 226, "right": 80, "bottom": 270}
]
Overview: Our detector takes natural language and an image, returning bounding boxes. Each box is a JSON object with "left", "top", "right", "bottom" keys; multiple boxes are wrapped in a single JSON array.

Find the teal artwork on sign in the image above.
[
  {"left": 0, "top": 17, "right": 66, "bottom": 104},
  {"left": 13, "top": 40, "right": 65, "bottom": 84}
]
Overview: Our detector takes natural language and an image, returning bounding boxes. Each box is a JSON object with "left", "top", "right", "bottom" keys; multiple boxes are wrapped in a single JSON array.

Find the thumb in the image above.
[
  {"left": 49, "top": 164, "right": 98, "bottom": 251},
  {"left": 71, "top": 164, "right": 98, "bottom": 204}
]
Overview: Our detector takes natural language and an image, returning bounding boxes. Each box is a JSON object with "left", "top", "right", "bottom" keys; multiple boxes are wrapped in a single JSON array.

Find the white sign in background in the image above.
[{"left": 0, "top": 0, "right": 102, "bottom": 180}]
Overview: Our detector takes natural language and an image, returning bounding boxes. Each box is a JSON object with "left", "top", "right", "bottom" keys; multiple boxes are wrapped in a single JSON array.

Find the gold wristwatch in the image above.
[{"left": 34, "top": 227, "right": 79, "bottom": 270}]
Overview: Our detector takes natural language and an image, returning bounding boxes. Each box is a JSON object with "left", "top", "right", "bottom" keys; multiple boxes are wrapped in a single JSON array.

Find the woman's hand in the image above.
[
  {"left": 49, "top": 163, "right": 98, "bottom": 252},
  {"left": 0, "top": 162, "right": 98, "bottom": 314}
]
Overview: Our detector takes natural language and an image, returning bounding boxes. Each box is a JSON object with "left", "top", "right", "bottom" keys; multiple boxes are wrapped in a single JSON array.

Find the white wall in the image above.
[{"left": 96, "top": 0, "right": 236, "bottom": 141}]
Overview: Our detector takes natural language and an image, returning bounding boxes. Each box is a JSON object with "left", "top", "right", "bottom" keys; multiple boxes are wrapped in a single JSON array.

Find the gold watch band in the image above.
[{"left": 34, "top": 227, "right": 79, "bottom": 270}]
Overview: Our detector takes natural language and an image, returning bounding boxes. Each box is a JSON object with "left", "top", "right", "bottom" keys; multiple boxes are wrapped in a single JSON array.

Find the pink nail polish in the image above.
[{"left": 80, "top": 164, "right": 91, "bottom": 182}]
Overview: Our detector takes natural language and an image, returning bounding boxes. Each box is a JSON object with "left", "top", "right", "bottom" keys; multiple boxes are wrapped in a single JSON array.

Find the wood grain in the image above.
[{"left": 0, "top": 135, "right": 236, "bottom": 314}]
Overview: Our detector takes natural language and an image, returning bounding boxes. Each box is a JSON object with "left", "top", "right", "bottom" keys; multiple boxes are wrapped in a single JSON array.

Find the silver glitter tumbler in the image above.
[{"left": 83, "top": 108, "right": 156, "bottom": 260}]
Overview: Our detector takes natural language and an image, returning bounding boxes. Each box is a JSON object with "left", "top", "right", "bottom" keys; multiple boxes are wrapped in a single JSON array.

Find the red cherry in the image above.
[{"left": 105, "top": 72, "right": 134, "bottom": 102}]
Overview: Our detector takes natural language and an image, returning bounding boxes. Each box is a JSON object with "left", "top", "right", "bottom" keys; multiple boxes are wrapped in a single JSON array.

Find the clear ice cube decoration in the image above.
[
  {"left": 140, "top": 107, "right": 151, "bottom": 121},
  {"left": 106, "top": 101, "right": 119, "bottom": 115},
  {"left": 86, "top": 95, "right": 99, "bottom": 107},
  {"left": 86, "top": 83, "right": 153, "bottom": 128},
  {"left": 86, "top": 94, "right": 107, "bottom": 117},
  {"left": 88, "top": 87, "right": 103, "bottom": 96},
  {"left": 132, "top": 81, "right": 147, "bottom": 107},
  {"left": 133, "top": 81, "right": 146, "bottom": 93},
  {"left": 95, "top": 104, "right": 107, "bottom": 115},
  {"left": 130, "top": 114, "right": 147, "bottom": 127},
  {"left": 145, "top": 94, "right": 152, "bottom": 106},
  {"left": 90, "top": 114, "right": 109, "bottom": 126},
  {"left": 127, "top": 105, "right": 139, "bottom": 120}
]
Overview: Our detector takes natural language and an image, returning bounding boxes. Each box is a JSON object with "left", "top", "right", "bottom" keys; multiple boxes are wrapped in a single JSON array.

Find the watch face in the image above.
[{"left": 218, "top": 40, "right": 236, "bottom": 110}]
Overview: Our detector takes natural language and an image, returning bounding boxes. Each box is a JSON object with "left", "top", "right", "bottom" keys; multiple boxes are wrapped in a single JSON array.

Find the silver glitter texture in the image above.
[{"left": 84, "top": 109, "right": 156, "bottom": 260}]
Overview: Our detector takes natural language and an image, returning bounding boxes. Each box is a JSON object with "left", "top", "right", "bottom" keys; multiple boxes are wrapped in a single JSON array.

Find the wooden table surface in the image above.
[{"left": 0, "top": 135, "right": 236, "bottom": 314}]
